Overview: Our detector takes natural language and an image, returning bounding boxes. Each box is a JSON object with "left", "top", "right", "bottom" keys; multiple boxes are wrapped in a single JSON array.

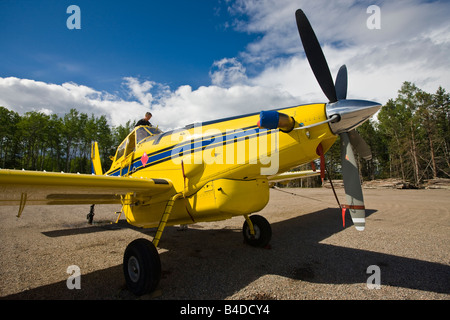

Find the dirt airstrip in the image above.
[{"left": 0, "top": 187, "right": 449, "bottom": 300}]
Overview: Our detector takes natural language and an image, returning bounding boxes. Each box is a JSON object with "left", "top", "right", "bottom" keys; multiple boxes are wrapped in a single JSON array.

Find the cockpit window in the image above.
[
  {"left": 148, "top": 127, "right": 163, "bottom": 135},
  {"left": 135, "top": 126, "right": 163, "bottom": 144},
  {"left": 136, "top": 127, "right": 152, "bottom": 144},
  {"left": 116, "top": 140, "right": 126, "bottom": 159}
]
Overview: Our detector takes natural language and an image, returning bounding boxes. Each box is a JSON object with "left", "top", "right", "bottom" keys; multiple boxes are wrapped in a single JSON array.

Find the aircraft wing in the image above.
[
  {"left": 267, "top": 170, "right": 320, "bottom": 183},
  {"left": 0, "top": 169, "right": 173, "bottom": 206}
]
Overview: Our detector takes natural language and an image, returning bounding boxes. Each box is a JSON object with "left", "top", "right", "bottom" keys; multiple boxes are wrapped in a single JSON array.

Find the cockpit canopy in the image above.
[
  {"left": 115, "top": 126, "right": 163, "bottom": 161},
  {"left": 136, "top": 126, "right": 163, "bottom": 144}
]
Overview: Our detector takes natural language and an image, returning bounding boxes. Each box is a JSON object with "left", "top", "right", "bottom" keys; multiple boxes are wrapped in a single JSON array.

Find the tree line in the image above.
[
  {"left": 1, "top": 81, "right": 449, "bottom": 186},
  {"left": 0, "top": 108, "right": 135, "bottom": 173}
]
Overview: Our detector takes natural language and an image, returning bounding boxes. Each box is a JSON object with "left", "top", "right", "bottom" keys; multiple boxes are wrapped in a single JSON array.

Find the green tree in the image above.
[
  {"left": 0, "top": 107, "right": 21, "bottom": 169},
  {"left": 45, "top": 114, "right": 64, "bottom": 171},
  {"left": 61, "top": 109, "right": 83, "bottom": 172},
  {"left": 431, "top": 87, "right": 450, "bottom": 178},
  {"left": 378, "top": 82, "right": 450, "bottom": 185},
  {"left": 96, "top": 115, "right": 114, "bottom": 172},
  {"left": 17, "top": 111, "right": 52, "bottom": 170},
  {"left": 0, "top": 107, "right": 135, "bottom": 174}
]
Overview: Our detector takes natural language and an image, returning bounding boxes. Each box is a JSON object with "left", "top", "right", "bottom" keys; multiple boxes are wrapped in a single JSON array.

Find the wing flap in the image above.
[{"left": 0, "top": 169, "right": 173, "bottom": 206}]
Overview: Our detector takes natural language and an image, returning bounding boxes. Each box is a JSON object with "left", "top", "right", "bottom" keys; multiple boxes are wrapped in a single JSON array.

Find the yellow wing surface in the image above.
[{"left": 0, "top": 169, "right": 173, "bottom": 206}]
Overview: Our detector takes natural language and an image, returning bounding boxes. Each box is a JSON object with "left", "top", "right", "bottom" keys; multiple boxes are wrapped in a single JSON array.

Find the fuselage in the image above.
[{"left": 106, "top": 103, "right": 337, "bottom": 228}]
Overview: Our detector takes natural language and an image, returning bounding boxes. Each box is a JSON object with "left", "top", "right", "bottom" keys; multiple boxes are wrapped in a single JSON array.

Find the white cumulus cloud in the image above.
[
  {"left": 1, "top": 0, "right": 449, "bottom": 132},
  {"left": 0, "top": 76, "right": 299, "bottom": 130},
  {"left": 0, "top": 77, "right": 149, "bottom": 127}
]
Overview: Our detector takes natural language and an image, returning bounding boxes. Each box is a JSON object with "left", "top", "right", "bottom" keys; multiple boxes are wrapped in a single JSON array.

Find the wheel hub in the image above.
[
  {"left": 246, "top": 225, "right": 260, "bottom": 239},
  {"left": 127, "top": 256, "right": 140, "bottom": 283}
]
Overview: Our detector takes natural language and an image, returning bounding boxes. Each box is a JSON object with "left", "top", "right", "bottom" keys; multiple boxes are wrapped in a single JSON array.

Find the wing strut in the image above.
[
  {"left": 87, "top": 204, "right": 95, "bottom": 224},
  {"left": 17, "top": 193, "right": 27, "bottom": 218},
  {"left": 153, "top": 193, "right": 183, "bottom": 247}
]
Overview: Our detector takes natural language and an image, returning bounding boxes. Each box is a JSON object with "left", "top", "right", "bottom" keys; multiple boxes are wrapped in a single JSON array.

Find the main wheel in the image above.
[
  {"left": 123, "top": 238, "right": 161, "bottom": 296},
  {"left": 242, "top": 215, "right": 272, "bottom": 247}
]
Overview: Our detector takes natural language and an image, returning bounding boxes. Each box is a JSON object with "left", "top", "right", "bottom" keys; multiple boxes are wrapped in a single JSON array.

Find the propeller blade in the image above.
[
  {"left": 340, "top": 132, "right": 365, "bottom": 231},
  {"left": 335, "top": 65, "right": 348, "bottom": 100},
  {"left": 295, "top": 9, "right": 337, "bottom": 103},
  {"left": 348, "top": 129, "right": 372, "bottom": 161}
]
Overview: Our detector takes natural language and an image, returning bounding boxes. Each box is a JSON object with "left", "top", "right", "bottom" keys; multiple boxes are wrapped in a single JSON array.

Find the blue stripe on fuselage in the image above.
[{"left": 107, "top": 126, "right": 272, "bottom": 177}]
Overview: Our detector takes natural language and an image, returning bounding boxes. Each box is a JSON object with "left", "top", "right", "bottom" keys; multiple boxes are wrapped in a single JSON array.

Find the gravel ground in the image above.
[{"left": 0, "top": 187, "right": 449, "bottom": 300}]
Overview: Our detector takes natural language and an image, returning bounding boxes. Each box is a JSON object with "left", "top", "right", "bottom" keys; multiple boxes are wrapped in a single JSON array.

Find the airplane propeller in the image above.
[{"left": 295, "top": 9, "right": 381, "bottom": 231}]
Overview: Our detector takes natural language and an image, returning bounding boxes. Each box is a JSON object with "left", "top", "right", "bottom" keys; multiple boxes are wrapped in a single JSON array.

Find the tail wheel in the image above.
[
  {"left": 242, "top": 215, "right": 272, "bottom": 247},
  {"left": 123, "top": 238, "right": 161, "bottom": 296}
]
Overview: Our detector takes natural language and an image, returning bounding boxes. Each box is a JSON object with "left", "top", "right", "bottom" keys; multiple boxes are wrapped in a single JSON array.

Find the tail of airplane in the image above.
[{"left": 91, "top": 141, "right": 103, "bottom": 175}]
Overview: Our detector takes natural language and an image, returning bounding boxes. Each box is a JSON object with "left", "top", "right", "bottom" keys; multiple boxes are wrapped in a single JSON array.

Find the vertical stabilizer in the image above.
[{"left": 91, "top": 141, "right": 103, "bottom": 175}]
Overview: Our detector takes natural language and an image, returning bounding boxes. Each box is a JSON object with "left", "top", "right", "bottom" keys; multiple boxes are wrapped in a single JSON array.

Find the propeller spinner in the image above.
[{"left": 295, "top": 9, "right": 381, "bottom": 231}]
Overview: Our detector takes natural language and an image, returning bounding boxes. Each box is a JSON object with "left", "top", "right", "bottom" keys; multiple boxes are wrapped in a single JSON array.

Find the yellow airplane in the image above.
[{"left": 0, "top": 9, "right": 381, "bottom": 296}]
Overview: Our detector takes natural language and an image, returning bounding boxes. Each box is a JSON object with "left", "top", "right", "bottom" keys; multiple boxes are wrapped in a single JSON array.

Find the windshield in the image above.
[
  {"left": 148, "top": 127, "right": 163, "bottom": 135},
  {"left": 136, "top": 126, "right": 163, "bottom": 144},
  {"left": 136, "top": 127, "right": 151, "bottom": 144}
]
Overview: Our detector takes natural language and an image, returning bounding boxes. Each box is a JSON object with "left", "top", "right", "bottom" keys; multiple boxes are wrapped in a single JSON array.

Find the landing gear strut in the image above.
[
  {"left": 87, "top": 204, "right": 95, "bottom": 224},
  {"left": 123, "top": 193, "right": 181, "bottom": 296},
  {"left": 122, "top": 197, "right": 272, "bottom": 295}
]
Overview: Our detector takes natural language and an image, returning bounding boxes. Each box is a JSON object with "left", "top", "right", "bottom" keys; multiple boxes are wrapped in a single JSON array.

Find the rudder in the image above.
[{"left": 91, "top": 141, "right": 103, "bottom": 175}]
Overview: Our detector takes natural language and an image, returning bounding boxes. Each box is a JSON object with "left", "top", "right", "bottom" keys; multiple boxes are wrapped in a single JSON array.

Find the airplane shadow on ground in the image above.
[{"left": 2, "top": 208, "right": 449, "bottom": 299}]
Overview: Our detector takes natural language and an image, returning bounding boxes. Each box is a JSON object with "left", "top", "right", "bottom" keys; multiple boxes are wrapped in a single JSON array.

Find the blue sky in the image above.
[
  {"left": 1, "top": 0, "right": 449, "bottom": 129},
  {"left": 0, "top": 0, "right": 256, "bottom": 93}
]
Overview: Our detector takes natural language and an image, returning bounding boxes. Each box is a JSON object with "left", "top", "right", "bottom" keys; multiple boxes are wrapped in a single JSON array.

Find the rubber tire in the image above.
[
  {"left": 242, "top": 215, "right": 272, "bottom": 247},
  {"left": 123, "top": 238, "right": 161, "bottom": 296}
]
